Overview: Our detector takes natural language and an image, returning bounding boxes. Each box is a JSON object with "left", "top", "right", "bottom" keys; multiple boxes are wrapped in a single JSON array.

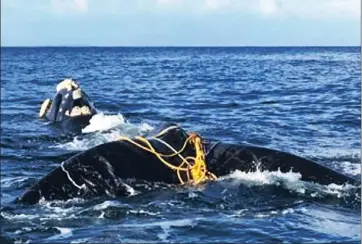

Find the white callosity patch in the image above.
[
  {"left": 220, "top": 167, "right": 303, "bottom": 187},
  {"left": 72, "top": 89, "right": 82, "bottom": 100},
  {"left": 39, "top": 98, "right": 51, "bottom": 118},
  {"left": 56, "top": 78, "right": 79, "bottom": 92},
  {"left": 80, "top": 106, "right": 91, "bottom": 115},
  {"left": 69, "top": 106, "right": 82, "bottom": 117}
]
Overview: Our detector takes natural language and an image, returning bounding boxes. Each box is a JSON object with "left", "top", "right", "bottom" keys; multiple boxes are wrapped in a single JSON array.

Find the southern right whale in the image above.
[{"left": 17, "top": 124, "right": 360, "bottom": 205}]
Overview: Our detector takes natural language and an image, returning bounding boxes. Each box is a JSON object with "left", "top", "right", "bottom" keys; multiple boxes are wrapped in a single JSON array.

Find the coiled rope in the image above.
[{"left": 118, "top": 127, "right": 217, "bottom": 185}]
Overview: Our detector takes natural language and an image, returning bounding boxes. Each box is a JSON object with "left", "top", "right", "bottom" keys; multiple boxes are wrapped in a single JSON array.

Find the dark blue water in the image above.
[{"left": 1, "top": 47, "right": 361, "bottom": 243}]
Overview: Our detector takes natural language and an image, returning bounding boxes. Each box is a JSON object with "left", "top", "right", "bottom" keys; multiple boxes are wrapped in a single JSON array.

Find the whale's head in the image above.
[{"left": 39, "top": 79, "right": 97, "bottom": 130}]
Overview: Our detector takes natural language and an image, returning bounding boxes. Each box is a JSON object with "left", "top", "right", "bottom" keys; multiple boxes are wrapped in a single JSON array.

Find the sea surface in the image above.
[{"left": 1, "top": 47, "right": 361, "bottom": 243}]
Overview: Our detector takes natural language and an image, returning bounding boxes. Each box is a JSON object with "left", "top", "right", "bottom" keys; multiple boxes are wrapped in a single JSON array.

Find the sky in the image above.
[{"left": 1, "top": 0, "right": 361, "bottom": 46}]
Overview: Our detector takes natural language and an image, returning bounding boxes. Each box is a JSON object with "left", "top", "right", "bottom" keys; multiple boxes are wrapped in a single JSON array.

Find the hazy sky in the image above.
[{"left": 1, "top": 0, "right": 360, "bottom": 46}]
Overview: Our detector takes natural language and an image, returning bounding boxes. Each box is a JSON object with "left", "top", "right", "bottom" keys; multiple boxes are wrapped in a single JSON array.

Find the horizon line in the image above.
[{"left": 1, "top": 45, "right": 360, "bottom": 48}]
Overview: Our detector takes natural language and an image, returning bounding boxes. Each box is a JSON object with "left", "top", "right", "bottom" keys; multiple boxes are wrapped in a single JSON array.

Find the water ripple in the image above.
[{"left": 1, "top": 47, "right": 360, "bottom": 243}]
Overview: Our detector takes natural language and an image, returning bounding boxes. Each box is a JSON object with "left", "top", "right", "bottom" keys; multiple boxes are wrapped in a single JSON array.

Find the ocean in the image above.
[{"left": 1, "top": 46, "right": 361, "bottom": 243}]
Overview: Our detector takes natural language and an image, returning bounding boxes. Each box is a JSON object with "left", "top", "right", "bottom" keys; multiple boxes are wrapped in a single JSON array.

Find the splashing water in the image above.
[
  {"left": 340, "top": 161, "right": 361, "bottom": 176},
  {"left": 82, "top": 113, "right": 127, "bottom": 133},
  {"left": 52, "top": 112, "right": 154, "bottom": 151}
]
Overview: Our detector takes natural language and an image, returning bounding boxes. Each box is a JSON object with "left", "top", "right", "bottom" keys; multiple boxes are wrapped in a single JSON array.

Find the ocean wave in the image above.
[{"left": 220, "top": 168, "right": 359, "bottom": 199}]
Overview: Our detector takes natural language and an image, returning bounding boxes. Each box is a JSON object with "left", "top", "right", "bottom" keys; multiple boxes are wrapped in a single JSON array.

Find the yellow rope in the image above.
[{"left": 118, "top": 132, "right": 217, "bottom": 185}]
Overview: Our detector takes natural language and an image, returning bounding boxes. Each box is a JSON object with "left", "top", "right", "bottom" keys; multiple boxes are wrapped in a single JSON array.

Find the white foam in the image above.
[
  {"left": 93, "top": 200, "right": 124, "bottom": 210},
  {"left": 282, "top": 208, "right": 295, "bottom": 215},
  {"left": 326, "top": 147, "right": 360, "bottom": 159},
  {"left": 221, "top": 168, "right": 303, "bottom": 187},
  {"left": 1, "top": 212, "right": 39, "bottom": 220},
  {"left": 255, "top": 213, "right": 270, "bottom": 218},
  {"left": 82, "top": 113, "right": 126, "bottom": 133},
  {"left": 0, "top": 199, "right": 85, "bottom": 222},
  {"left": 47, "top": 227, "right": 73, "bottom": 241},
  {"left": 227, "top": 209, "right": 249, "bottom": 218},
  {"left": 14, "top": 240, "right": 30, "bottom": 244},
  {"left": 35, "top": 198, "right": 86, "bottom": 221},
  {"left": 70, "top": 238, "right": 90, "bottom": 244},
  {"left": 1, "top": 176, "right": 29, "bottom": 188},
  {"left": 123, "top": 182, "right": 139, "bottom": 196},
  {"left": 157, "top": 230, "right": 169, "bottom": 242},
  {"left": 98, "top": 211, "right": 105, "bottom": 219},
  {"left": 127, "top": 209, "right": 160, "bottom": 216},
  {"left": 38, "top": 197, "right": 86, "bottom": 206},
  {"left": 221, "top": 168, "right": 359, "bottom": 198},
  {"left": 52, "top": 112, "right": 154, "bottom": 151},
  {"left": 340, "top": 161, "right": 361, "bottom": 176},
  {"left": 187, "top": 191, "right": 198, "bottom": 199},
  {"left": 82, "top": 112, "right": 154, "bottom": 134},
  {"left": 123, "top": 218, "right": 197, "bottom": 229}
]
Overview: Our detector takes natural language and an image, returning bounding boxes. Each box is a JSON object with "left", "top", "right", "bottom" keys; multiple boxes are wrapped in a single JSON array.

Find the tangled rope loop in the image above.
[{"left": 118, "top": 130, "right": 217, "bottom": 185}]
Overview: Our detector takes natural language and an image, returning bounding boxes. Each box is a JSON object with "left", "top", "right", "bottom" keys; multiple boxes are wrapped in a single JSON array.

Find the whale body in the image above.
[{"left": 17, "top": 124, "right": 359, "bottom": 205}]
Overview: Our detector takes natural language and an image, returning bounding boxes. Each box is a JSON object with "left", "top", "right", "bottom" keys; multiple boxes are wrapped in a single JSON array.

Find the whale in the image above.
[
  {"left": 205, "top": 142, "right": 359, "bottom": 186},
  {"left": 39, "top": 79, "right": 97, "bottom": 132},
  {"left": 16, "top": 123, "right": 360, "bottom": 205}
]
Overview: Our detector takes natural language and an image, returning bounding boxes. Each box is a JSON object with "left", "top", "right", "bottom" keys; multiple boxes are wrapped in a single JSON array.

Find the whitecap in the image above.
[
  {"left": 52, "top": 112, "right": 154, "bottom": 151},
  {"left": 46, "top": 227, "right": 73, "bottom": 241},
  {"left": 93, "top": 200, "right": 124, "bottom": 210},
  {"left": 340, "top": 161, "right": 361, "bottom": 176},
  {"left": 220, "top": 168, "right": 359, "bottom": 198},
  {"left": 82, "top": 113, "right": 127, "bottom": 133}
]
